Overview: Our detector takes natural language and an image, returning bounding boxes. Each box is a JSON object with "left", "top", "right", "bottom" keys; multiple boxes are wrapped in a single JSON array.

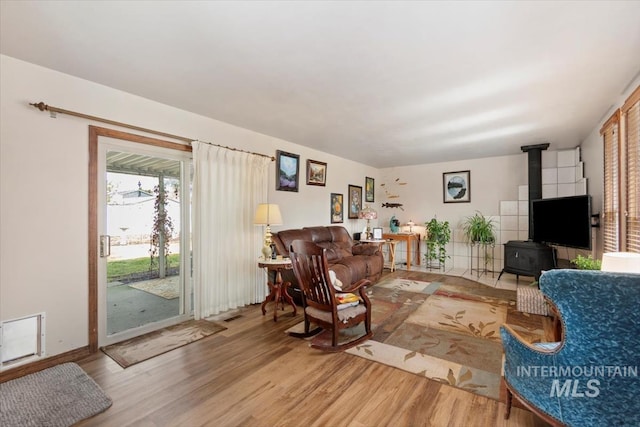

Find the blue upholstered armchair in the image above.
[{"left": 501, "top": 269, "right": 640, "bottom": 427}]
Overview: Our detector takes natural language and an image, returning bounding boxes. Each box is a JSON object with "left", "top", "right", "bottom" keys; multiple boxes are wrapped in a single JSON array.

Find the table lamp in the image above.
[
  {"left": 601, "top": 252, "right": 640, "bottom": 273},
  {"left": 254, "top": 203, "right": 283, "bottom": 259},
  {"left": 406, "top": 220, "right": 415, "bottom": 233},
  {"left": 358, "top": 205, "right": 378, "bottom": 240}
]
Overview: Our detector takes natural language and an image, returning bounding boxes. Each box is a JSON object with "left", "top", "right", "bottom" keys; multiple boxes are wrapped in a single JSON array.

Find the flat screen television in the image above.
[{"left": 532, "top": 195, "right": 592, "bottom": 250}]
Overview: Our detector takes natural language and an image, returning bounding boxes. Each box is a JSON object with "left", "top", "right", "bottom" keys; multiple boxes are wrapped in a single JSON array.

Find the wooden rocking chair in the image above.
[{"left": 288, "top": 240, "right": 373, "bottom": 351}]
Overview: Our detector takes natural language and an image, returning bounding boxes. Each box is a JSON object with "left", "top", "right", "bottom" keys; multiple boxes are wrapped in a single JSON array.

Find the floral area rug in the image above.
[{"left": 345, "top": 271, "right": 546, "bottom": 400}]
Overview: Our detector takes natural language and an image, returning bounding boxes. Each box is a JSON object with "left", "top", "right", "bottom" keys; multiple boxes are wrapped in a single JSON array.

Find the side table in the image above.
[
  {"left": 382, "top": 233, "right": 420, "bottom": 270},
  {"left": 385, "top": 240, "right": 397, "bottom": 272},
  {"left": 361, "top": 239, "right": 397, "bottom": 271},
  {"left": 258, "top": 258, "right": 297, "bottom": 322}
]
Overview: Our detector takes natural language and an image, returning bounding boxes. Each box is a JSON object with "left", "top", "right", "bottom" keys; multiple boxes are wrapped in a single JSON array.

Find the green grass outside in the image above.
[{"left": 107, "top": 254, "right": 180, "bottom": 280}]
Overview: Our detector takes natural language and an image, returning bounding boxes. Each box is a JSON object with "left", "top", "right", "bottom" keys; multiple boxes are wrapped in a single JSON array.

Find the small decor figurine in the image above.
[
  {"left": 389, "top": 215, "right": 400, "bottom": 233},
  {"left": 270, "top": 243, "right": 277, "bottom": 260},
  {"left": 381, "top": 202, "right": 404, "bottom": 211}
]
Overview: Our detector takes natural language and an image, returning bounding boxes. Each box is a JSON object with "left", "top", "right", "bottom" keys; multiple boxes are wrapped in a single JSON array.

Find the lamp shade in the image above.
[
  {"left": 358, "top": 205, "right": 378, "bottom": 220},
  {"left": 601, "top": 252, "right": 640, "bottom": 273},
  {"left": 253, "top": 204, "right": 283, "bottom": 225}
]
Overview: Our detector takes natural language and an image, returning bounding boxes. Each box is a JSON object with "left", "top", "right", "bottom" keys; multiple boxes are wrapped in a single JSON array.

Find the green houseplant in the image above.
[
  {"left": 462, "top": 211, "right": 496, "bottom": 273},
  {"left": 424, "top": 217, "right": 451, "bottom": 269},
  {"left": 462, "top": 211, "right": 496, "bottom": 244},
  {"left": 571, "top": 254, "right": 601, "bottom": 270}
]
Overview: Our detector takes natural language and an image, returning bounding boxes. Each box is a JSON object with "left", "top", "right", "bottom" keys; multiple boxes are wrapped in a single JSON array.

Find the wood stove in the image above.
[{"left": 499, "top": 143, "right": 557, "bottom": 281}]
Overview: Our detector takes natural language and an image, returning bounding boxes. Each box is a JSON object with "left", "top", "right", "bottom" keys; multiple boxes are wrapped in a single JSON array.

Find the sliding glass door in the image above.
[{"left": 97, "top": 138, "right": 192, "bottom": 346}]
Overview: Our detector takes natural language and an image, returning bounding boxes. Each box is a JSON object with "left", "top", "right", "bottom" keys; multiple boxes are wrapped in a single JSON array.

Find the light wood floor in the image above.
[{"left": 77, "top": 299, "right": 551, "bottom": 427}]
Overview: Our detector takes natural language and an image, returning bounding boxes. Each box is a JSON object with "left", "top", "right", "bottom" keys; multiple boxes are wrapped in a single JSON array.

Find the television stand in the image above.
[{"left": 498, "top": 241, "right": 556, "bottom": 282}]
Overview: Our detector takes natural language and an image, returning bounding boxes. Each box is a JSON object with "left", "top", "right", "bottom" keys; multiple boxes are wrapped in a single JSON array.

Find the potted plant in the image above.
[
  {"left": 462, "top": 211, "right": 496, "bottom": 274},
  {"left": 424, "top": 217, "right": 451, "bottom": 269},
  {"left": 571, "top": 254, "right": 601, "bottom": 270},
  {"left": 462, "top": 211, "right": 496, "bottom": 244}
]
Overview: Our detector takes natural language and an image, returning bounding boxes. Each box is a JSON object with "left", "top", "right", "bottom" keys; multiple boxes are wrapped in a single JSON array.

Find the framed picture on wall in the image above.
[
  {"left": 348, "top": 184, "right": 362, "bottom": 219},
  {"left": 276, "top": 150, "right": 300, "bottom": 192},
  {"left": 330, "top": 193, "right": 343, "bottom": 223},
  {"left": 306, "top": 159, "right": 327, "bottom": 186},
  {"left": 443, "top": 170, "right": 471, "bottom": 203},
  {"left": 365, "top": 177, "right": 375, "bottom": 202}
]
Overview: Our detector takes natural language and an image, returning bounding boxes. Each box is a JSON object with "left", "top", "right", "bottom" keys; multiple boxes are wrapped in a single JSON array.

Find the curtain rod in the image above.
[{"left": 29, "top": 101, "right": 275, "bottom": 161}]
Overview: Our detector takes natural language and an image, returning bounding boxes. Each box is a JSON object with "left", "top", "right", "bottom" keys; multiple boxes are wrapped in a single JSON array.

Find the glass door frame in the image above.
[{"left": 88, "top": 126, "right": 193, "bottom": 351}]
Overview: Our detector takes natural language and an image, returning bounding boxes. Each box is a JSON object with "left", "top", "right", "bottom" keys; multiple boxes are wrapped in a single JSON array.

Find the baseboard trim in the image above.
[{"left": 0, "top": 346, "right": 91, "bottom": 383}]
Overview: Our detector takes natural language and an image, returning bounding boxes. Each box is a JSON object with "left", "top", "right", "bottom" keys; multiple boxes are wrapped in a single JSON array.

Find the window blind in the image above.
[
  {"left": 603, "top": 85, "right": 640, "bottom": 254},
  {"left": 602, "top": 112, "right": 620, "bottom": 253},
  {"left": 622, "top": 88, "right": 639, "bottom": 253}
]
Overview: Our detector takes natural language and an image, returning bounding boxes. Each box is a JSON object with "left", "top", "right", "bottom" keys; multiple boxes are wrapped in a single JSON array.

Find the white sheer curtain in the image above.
[{"left": 192, "top": 141, "right": 270, "bottom": 318}]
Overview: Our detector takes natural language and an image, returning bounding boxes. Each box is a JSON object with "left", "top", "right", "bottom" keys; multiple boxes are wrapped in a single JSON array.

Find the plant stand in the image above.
[
  {"left": 470, "top": 242, "right": 495, "bottom": 278},
  {"left": 424, "top": 241, "right": 446, "bottom": 271},
  {"left": 425, "top": 258, "right": 445, "bottom": 271}
]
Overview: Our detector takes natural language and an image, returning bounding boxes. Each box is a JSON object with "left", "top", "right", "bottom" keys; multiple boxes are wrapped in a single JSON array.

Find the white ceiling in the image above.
[{"left": 2, "top": 1, "right": 639, "bottom": 168}]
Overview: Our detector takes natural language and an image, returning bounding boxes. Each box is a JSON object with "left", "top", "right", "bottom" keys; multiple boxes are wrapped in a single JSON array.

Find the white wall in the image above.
[{"left": 0, "top": 55, "right": 378, "bottom": 359}]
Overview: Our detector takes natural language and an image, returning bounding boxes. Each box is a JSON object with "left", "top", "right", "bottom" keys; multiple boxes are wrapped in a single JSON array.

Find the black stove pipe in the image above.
[{"left": 521, "top": 143, "right": 550, "bottom": 240}]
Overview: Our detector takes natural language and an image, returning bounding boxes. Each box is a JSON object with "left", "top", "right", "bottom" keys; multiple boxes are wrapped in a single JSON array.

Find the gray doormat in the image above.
[{"left": 0, "top": 362, "right": 112, "bottom": 426}]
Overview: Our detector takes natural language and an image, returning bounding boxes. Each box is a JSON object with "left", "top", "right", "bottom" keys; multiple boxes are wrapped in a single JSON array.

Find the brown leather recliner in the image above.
[{"left": 272, "top": 226, "right": 384, "bottom": 305}]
